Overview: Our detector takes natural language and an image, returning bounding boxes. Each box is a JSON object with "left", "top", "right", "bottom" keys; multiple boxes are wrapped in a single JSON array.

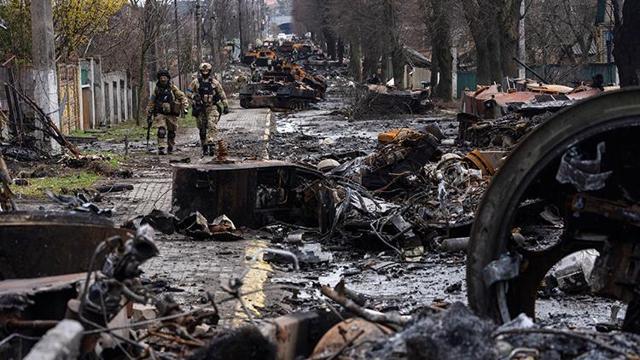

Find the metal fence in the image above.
[{"left": 1, "top": 59, "right": 135, "bottom": 141}]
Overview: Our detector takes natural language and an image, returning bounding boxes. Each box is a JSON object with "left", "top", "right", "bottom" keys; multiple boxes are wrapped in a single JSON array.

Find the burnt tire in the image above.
[{"left": 467, "top": 88, "right": 640, "bottom": 323}]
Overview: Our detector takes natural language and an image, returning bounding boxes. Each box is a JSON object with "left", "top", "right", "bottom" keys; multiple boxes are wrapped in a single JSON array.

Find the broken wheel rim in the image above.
[{"left": 467, "top": 88, "right": 640, "bottom": 324}]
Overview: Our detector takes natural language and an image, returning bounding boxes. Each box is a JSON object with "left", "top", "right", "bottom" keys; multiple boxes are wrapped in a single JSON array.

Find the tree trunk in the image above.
[
  {"left": 135, "top": 48, "right": 146, "bottom": 126},
  {"left": 487, "top": 34, "right": 503, "bottom": 82},
  {"left": 481, "top": 0, "right": 504, "bottom": 83},
  {"left": 430, "top": 49, "right": 440, "bottom": 91},
  {"left": 463, "top": 0, "right": 495, "bottom": 84},
  {"left": 614, "top": 0, "right": 640, "bottom": 87},
  {"left": 337, "top": 37, "right": 344, "bottom": 64},
  {"left": 391, "top": 46, "right": 405, "bottom": 89},
  {"left": 476, "top": 39, "right": 491, "bottom": 85},
  {"left": 435, "top": 47, "right": 452, "bottom": 101},
  {"left": 363, "top": 45, "right": 380, "bottom": 79},
  {"left": 382, "top": 0, "right": 405, "bottom": 89},
  {"left": 324, "top": 30, "right": 337, "bottom": 60},
  {"left": 350, "top": 41, "right": 363, "bottom": 82},
  {"left": 498, "top": 0, "right": 521, "bottom": 78},
  {"left": 430, "top": 0, "right": 453, "bottom": 101}
]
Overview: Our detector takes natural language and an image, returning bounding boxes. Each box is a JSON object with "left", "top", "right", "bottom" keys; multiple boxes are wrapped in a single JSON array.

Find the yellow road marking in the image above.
[{"left": 233, "top": 239, "right": 272, "bottom": 324}]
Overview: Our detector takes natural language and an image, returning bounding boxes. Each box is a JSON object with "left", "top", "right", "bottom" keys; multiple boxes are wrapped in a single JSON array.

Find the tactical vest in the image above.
[
  {"left": 197, "top": 77, "right": 220, "bottom": 105},
  {"left": 155, "top": 85, "right": 176, "bottom": 115}
]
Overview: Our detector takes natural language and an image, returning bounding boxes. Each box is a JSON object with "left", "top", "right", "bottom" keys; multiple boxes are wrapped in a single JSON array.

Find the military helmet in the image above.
[
  {"left": 157, "top": 69, "right": 171, "bottom": 79},
  {"left": 199, "top": 63, "right": 213, "bottom": 72}
]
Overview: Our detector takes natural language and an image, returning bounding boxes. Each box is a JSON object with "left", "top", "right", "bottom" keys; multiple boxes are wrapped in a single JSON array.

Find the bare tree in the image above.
[
  {"left": 129, "top": 0, "right": 170, "bottom": 124},
  {"left": 294, "top": 0, "right": 411, "bottom": 86},
  {"left": 525, "top": 0, "right": 599, "bottom": 66},
  {"left": 613, "top": 0, "right": 640, "bottom": 86},
  {"left": 424, "top": 0, "right": 453, "bottom": 100},
  {"left": 462, "top": 0, "right": 522, "bottom": 83}
]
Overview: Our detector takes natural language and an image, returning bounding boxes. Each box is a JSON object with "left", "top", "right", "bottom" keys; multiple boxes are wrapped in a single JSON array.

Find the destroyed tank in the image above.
[
  {"left": 239, "top": 82, "right": 320, "bottom": 110},
  {"left": 466, "top": 88, "right": 640, "bottom": 332}
]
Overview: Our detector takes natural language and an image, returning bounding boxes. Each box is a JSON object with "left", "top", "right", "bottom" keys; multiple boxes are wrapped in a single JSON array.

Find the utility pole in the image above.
[
  {"left": 195, "top": 0, "right": 203, "bottom": 62},
  {"left": 238, "top": 0, "right": 245, "bottom": 54},
  {"left": 258, "top": 0, "right": 263, "bottom": 37},
  {"left": 251, "top": 0, "right": 256, "bottom": 44},
  {"left": 174, "top": 0, "right": 182, "bottom": 89},
  {"left": 518, "top": 0, "right": 526, "bottom": 79},
  {"left": 30, "top": 0, "right": 61, "bottom": 153}
]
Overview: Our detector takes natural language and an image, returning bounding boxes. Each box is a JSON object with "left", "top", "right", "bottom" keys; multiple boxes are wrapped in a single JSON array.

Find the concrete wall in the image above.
[
  {"left": 405, "top": 66, "right": 432, "bottom": 90},
  {"left": 79, "top": 58, "right": 133, "bottom": 128}
]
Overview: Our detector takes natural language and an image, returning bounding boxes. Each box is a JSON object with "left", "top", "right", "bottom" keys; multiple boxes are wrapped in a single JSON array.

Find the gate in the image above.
[{"left": 57, "top": 64, "right": 81, "bottom": 134}]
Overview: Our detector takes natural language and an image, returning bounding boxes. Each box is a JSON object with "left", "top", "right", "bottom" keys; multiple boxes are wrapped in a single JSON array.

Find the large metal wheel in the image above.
[{"left": 467, "top": 88, "right": 640, "bottom": 324}]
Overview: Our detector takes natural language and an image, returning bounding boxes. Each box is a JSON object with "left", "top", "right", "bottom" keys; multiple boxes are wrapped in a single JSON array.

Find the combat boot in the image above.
[
  {"left": 202, "top": 144, "right": 208, "bottom": 157},
  {"left": 158, "top": 147, "right": 166, "bottom": 155},
  {"left": 207, "top": 144, "right": 216, "bottom": 157},
  {"left": 167, "top": 145, "right": 174, "bottom": 154}
]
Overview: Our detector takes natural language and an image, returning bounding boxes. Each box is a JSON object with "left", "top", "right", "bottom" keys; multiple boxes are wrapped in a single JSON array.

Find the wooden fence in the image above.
[{"left": 57, "top": 64, "right": 81, "bottom": 135}]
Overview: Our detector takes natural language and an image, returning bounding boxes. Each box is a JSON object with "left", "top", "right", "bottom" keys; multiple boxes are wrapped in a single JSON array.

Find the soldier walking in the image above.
[
  {"left": 188, "top": 63, "right": 229, "bottom": 156},
  {"left": 147, "top": 69, "right": 188, "bottom": 155}
]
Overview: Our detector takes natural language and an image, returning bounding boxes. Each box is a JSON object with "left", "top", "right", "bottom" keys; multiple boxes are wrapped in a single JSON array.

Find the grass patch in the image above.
[
  {"left": 69, "top": 129, "right": 98, "bottom": 138},
  {"left": 96, "top": 121, "right": 148, "bottom": 142},
  {"left": 70, "top": 114, "right": 197, "bottom": 143},
  {"left": 181, "top": 112, "right": 198, "bottom": 128},
  {"left": 69, "top": 121, "right": 147, "bottom": 142},
  {"left": 82, "top": 150, "right": 126, "bottom": 168},
  {"left": 11, "top": 171, "right": 101, "bottom": 198}
]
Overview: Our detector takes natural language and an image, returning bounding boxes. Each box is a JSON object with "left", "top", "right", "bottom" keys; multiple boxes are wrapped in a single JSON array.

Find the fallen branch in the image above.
[
  {"left": 320, "top": 285, "right": 411, "bottom": 326},
  {"left": 335, "top": 280, "right": 369, "bottom": 307},
  {"left": 5, "top": 82, "right": 81, "bottom": 158}
]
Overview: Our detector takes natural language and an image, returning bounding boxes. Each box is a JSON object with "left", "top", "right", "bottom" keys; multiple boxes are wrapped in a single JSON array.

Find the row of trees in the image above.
[
  {"left": 293, "top": 0, "right": 639, "bottom": 99},
  {"left": 0, "top": 0, "right": 128, "bottom": 63},
  {"left": 291, "top": 0, "right": 519, "bottom": 100},
  {"left": 0, "top": 0, "right": 269, "bottom": 122}
]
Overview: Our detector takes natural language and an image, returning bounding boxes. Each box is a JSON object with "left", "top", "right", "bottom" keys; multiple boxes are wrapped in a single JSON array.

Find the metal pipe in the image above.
[
  {"left": 4, "top": 319, "right": 59, "bottom": 330},
  {"left": 512, "top": 57, "right": 548, "bottom": 84}
]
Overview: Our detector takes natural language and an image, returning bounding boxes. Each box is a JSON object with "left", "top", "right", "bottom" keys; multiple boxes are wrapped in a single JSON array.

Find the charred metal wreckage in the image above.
[
  {"left": 458, "top": 80, "right": 616, "bottom": 148},
  {"left": 467, "top": 88, "right": 640, "bottom": 333},
  {"left": 240, "top": 41, "right": 332, "bottom": 110}
]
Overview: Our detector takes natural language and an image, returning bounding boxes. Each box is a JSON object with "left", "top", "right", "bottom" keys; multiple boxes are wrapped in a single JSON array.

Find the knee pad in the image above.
[
  {"left": 157, "top": 127, "right": 167, "bottom": 138},
  {"left": 168, "top": 131, "right": 176, "bottom": 141}
]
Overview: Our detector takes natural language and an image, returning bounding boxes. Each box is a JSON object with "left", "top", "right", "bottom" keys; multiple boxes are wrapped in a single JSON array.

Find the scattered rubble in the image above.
[
  {"left": 126, "top": 209, "right": 242, "bottom": 241},
  {"left": 46, "top": 190, "right": 114, "bottom": 216}
]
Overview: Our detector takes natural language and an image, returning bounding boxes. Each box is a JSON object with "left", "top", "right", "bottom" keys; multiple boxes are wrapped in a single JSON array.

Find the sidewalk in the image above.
[
  {"left": 99, "top": 103, "right": 278, "bottom": 321},
  {"left": 217, "top": 101, "right": 273, "bottom": 160},
  {"left": 108, "top": 101, "right": 272, "bottom": 218}
]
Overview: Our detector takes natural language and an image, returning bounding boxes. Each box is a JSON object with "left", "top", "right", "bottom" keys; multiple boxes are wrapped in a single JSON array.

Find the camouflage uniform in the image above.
[
  {"left": 188, "top": 75, "right": 228, "bottom": 154},
  {"left": 0, "top": 155, "right": 15, "bottom": 212},
  {"left": 147, "top": 83, "right": 188, "bottom": 154}
]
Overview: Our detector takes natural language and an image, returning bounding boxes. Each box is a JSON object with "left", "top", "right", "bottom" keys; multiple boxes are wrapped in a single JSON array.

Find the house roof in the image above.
[{"left": 403, "top": 46, "right": 431, "bottom": 68}]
